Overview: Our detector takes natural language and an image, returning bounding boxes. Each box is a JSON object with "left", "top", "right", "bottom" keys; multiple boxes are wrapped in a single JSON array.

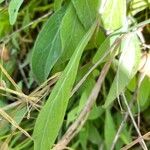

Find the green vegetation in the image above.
[{"left": 0, "top": 0, "right": 150, "bottom": 150}]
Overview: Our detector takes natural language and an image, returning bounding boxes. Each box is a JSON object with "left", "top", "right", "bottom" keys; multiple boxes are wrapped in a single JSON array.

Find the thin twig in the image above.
[
  {"left": 110, "top": 112, "right": 129, "bottom": 150},
  {"left": 0, "top": 108, "right": 32, "bottom": 139},
  {"left": 53, "top": 61, "right": 112, "bottom": 150},
  {"left": 122, "top": 93, "right": 148, "bottom": 150},
  {"left": 71, "top": 34, "right": 125, "bottom": 97},
  {"left": 0, "top": 11, "right": 53, "bottom": 43},
  {"left": 0, "top": 86, "right": 36, "bottom": 101},
  {"left": 0, "top": 63, "right": 21, "bottom": 92},
  {"left": 121, "top": 132, "right": 150, "bottom": 150},
  {"left": 110, "top": 71, "right": 146, "bottom": 150}
]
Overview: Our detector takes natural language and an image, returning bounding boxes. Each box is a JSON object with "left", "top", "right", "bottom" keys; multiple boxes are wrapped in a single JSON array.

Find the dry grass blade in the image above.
[
  {"left": 0, "top": 63, "right": 21, "bottom": 92},
  {"left": 53, "top": 60, "right": 112, "bottom": 150},
  {"left": 30, "top": 72, "right": 61, "bottom": 96},
  {"left": 0, "top": 86, "right": 35, "bottom": 101},
  {"left": 71, "top": 34, "right": 125, "bottom": 97},
  {"left": 122, "top": 93, "right": 148, "bottom": 150},
  {"left": 121, "top": 132, "right": 150, "bottom": 150},
  {"left": 0, "top": 108, "right": 32, "bottom": 139}
]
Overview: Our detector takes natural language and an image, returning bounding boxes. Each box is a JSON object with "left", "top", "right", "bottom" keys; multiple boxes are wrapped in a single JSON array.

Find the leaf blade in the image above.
[
  {"left": 31, "top": 8, "right": 65, "bottom": 83},
  {"left": 104, "top": 33, "right": 141, "bottom": 108},
  {"left": 72, "top": 0, "right": 100, "bottom": 29},
  {"left": 100, "top": 0, "right": 126, "bottom": 31},
  {"left": 33, "top": 22, "right": 97, "bottom": 150},
  {"left": 8, "top": 0, "right": 24, "bottom": 25}
]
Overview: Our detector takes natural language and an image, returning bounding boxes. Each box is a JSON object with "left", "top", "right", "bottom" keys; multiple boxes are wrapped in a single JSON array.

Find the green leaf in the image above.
[
  {"left": 88, "top": 123, "right": 101, "bottom": 145},
  {"left": 0, "top": 0, "right": 4, "bottom": 3},
  {"left": 8, "top": 0, "right": 24, "bottom": 25},
  {"left": 54, "top": 0, "right": 63, "bottom": 10},
  {"left": 79, "top": 125, "right": 89, "bottom": 150},
  {"left": 33, "top": 22, "right": 97, "bottom": 150},
  {"left": 72, "top": 0, "right": 100, "bottom": 29},
  {"left": 104, "top": 35, "right": 140, "bottom": 107},
  {"left": 92, "top": 34, "right": 116, "bottom": 64},
  {"left": 67, "top": 75, "right": 95, "bottom": 126},
  {"left": 138, "top": 76, "right": 150, "bottom": 108},
  {"left": 104, "top": 33, "right": 141, "bottom": 108},
  {"left": 100, "top": 0, "right": 126, "bottom": 31},
  {"left": 129, "top": 0, "right": 150, "bottom": 16},
  {"left": 58, "top": 4, "right": 86, "bottom": 64},
  {"left": 10, "top": 104, "right": 27, "bottom": 131},
  {"left": 0, "top": 11, "right": 11, "bottom": 38},
  {"left": 31, "top": 8, "right": 66, "bottom": 83},
  {"left": 88, "top": 105, "right": 104, "bottom": 120},
  {"left": 104, "top": 110, "right": 116, "bottom": 150}
]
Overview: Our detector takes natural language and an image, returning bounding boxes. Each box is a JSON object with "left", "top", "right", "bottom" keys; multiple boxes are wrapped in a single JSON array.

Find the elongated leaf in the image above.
[
  {"left": 104, "top": 33, "right": 141, "bottom": 108},
  {"left": 10, "top": 104, "right": 27, "bottom": 131},
  {"left": 138, "top": 76, "right": 150, "bottom": 108},
  {"left": 58, "top": 4, "right": 86, "bottom": 64},
  {"left": 67, "top": 74, "right": 95, "bottom": 126},
  {"left": 100, "top": 0, "right": 126, "bottom": 31},
  {"left": 104, "top": 110, "right": 116, "bottom": 150},
  {"left": 72, "top": 0, "right": 100, "bottom": 29},
  {"left": 33, "top": 22, "right": 97, "bottom": 150},
  {"left": 31, "top": 8, "right": 65, "bottom": 83},
  {"left": 8, "top": 0, "right": 24, "bottom": 25}
]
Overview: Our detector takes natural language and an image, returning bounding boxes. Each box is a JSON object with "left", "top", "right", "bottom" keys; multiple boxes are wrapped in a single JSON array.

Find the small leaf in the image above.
[
  {"left": 104, "top": 33, "right": 141, "bottom": 108},
  {"left": 88, "top": 105, "right": 104, "bottom": 120},
  {"left": 54, "top": 0, "right": 63, "bottom": 10},
  {"left": 72, "top": 0, "right": 100, "bottom": 29},
  {"left": 88, "top": 123, "right": 101, "bottom": 144},
  {"left": 8, "top": 0, "right": 24, "bottom": 25},
  {"left": 105, "top": 110, "right": 116, "bottom": 150},
  {"left": 100, "top": 0, "right": 126, "bottom": 31},
  {"left": 31, "top": 8, "right": 66, "bottom": 83},
  {"left": 33, "top": 22, "right": 97, "bottom": 150}
]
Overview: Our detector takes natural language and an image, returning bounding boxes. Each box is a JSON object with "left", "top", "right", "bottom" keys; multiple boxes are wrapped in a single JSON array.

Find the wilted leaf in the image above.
[
  {"left": 138, "top": 53, "right": 150, "bottom": 77},
  {"left": 8, "top": 0, "right": 24, "bottom": 25},
  {"left": 104, "top": 33, "right": 141, "bottom": 108},
  {"left": 33, "top": 22, "right": 97, "bottom": 150},
  {"left": 0, "top": 46, "right": 10, "bottom": 61}
]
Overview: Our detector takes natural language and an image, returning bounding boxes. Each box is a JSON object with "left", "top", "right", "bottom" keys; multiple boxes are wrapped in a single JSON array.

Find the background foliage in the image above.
[{"left": 0, "top": 0, "right": 150, "bottom": 150}]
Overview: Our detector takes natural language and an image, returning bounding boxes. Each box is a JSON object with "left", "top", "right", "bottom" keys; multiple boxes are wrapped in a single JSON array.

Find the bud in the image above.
[{"left": 0, "top": 45, "right": 10, "bottom": 62}]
